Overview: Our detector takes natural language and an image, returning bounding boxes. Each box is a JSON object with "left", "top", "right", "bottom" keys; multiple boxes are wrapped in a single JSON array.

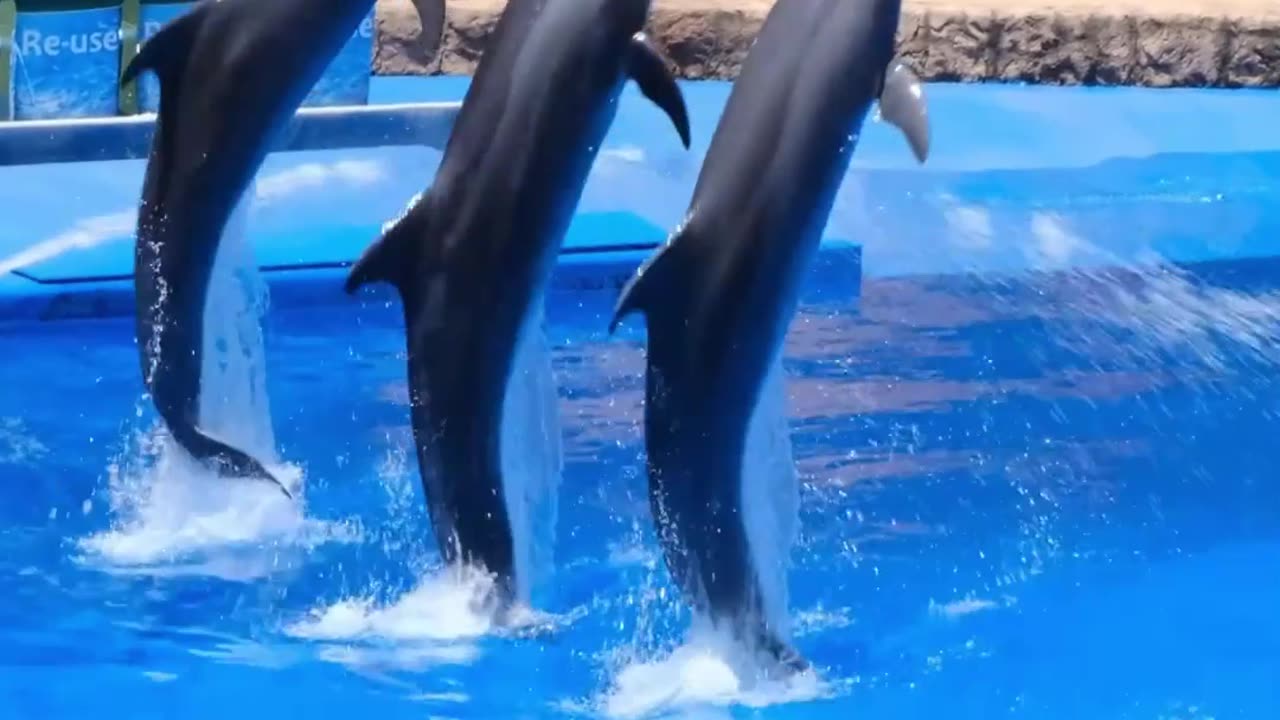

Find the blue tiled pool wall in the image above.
[
  {"left": 0, "top": 0, "right": 376, "bottom": 121},
  {"left": 1, "top": 78, "right": 1279, "bottom": 326}
]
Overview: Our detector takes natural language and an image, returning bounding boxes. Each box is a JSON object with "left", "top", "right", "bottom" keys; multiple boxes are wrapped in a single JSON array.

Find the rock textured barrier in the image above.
[{"left": 372, "top": 0, "right": 1280, "bottom": 87}]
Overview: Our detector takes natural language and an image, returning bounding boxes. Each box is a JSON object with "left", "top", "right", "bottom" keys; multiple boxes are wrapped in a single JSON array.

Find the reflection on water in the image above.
[{"left": 1, "top": 256, "right": 1279, "bottom": 717}]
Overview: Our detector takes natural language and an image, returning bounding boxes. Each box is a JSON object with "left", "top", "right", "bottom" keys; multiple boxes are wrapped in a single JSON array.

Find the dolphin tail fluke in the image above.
[
  {"left": 878, "top": 61, "right": 930, "bottom": 164},
  {"left": 755, "top": 629, "right": 812, "bottom": 677},
  {"left": 345, "top": 204, "right": 426, "bottom": 295},
  {"left": 185, "top": 425, "right": 293, "bottom": 500},
  {"left": 627, "top": 33, "right": 692, "bottom": 149},
  {"left": 609, "top": 233, "right": 685, "bottom": 334},
  {"left": 121, "top": 1, "right": 207, "bottom": 88}
]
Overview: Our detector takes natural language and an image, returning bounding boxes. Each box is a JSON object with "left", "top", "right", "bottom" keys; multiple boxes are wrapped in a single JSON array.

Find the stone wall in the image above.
[{"left": 372, "top": 0, "right": 1280, "bottom": 87}]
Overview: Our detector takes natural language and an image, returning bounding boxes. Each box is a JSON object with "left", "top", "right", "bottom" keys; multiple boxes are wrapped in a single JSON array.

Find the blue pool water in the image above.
[{"left": 2, "top": 77, "right": 1280, "bottom": 718}]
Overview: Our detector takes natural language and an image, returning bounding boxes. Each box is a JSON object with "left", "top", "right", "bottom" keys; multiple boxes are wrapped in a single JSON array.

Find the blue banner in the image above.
[
  {"left": 303, "top": 7, "right": 375, "bottom": 107},
  {"left": 11, "top": 6, "right": 122, "bottom": 120},
  {"left": 134, "top": 1, "right": 192, "bottom": 113}
]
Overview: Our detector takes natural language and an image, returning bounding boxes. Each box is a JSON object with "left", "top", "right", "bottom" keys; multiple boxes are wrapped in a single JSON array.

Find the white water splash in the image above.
[
  {"left": 502, "top": 306, "right": 564, "bottom": 607},
  {"left": 740, "top": 354, "right": 801, "bottom": 643},
  {"left": 288, "top": 565, "right": 499, "bottom": 644},
  {"left": 597, "top": 622, "right": 830, "bottom": 720},
  {"left": 199, "top": 183, "right": 279, "bottom": 462},
  {"left": 76, "top": 426, "right": 354, "bottom": 575},
  {"left": 78, "top": 181, "right": 356, "bottom": 576},
  {"left": 286, "top": 564, "right": 567, "bottom": 674},
  {"left": 1026, "top": 212, "right": 1280, "bottom": 372}
]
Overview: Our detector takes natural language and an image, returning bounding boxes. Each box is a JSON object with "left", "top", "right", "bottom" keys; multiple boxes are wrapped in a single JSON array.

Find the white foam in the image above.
[
  {"left": 598, "top": 624, "right": 830, "bottom": 720},
  {"left": 77, "top": 428, "right": 356, "bottom": 575},
  {"left": 928, "top": 596, "right": 1008, "bottom": 621},
  {"left": 287, "top": 561, "right": 570, "bottom": 642},
  {"left": 285, "top": 566, "right": 502, "bottom": 675},
  {"left": 408, "top": 691, "right": 470, "bottom": 704},
  {"left": 792, "top": 605, "right": 857, "bottom": 636},
  {"left": 316, "top": 643, "right": 480, "bottom": 675},
  {"left": 287, "top": 565, "right": 498, "bottom": 643}
]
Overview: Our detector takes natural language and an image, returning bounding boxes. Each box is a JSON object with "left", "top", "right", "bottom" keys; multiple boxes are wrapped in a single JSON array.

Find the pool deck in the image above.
[{"left": 373, "top": 0, "right": 1280, "bottom": 87}]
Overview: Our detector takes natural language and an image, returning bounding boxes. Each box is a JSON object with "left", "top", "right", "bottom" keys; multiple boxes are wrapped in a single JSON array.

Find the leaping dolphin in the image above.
[
  {"left": 345, "top": 0, "right": 691, "bottom": 610},
  {"left": 609, "top": 0, "right": 930, "bottom": 672},
  {"left": 123, "top": 0, "right": 445, "bottom": 496}
]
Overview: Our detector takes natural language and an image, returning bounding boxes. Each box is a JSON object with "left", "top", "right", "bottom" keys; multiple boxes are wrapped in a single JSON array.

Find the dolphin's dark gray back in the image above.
[
  {"left": 345, "top": 0, "right": 689, "bottom": 606},
  {"left": 427, "top": 0, "right": 546, "bottom": 187},
  {"left": 126, "top": 0, "right": 445, "bottom": 497},
  {"left": 609, "top": 0, "right": 929, "bottom": 672}
]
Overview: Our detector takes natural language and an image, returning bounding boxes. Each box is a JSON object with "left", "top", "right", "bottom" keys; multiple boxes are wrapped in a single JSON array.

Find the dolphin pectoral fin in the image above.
[
  {"left": 121, "top": 1, "right": 207, "bottom": 88},
  {"left": 878, "top": 61, "right": 930, "bottom": 164},
  {"left": 189, "top": 426, "right": 293, "bottom": 500},
  {"left": 345, "top": 202, "right": 426, "bottom": 294},
  {"left": 609, "top": 233, "right": 683, "bottom": 334},
  {"left": 627, "top": 33, "right": 692, "bottom": 149}
]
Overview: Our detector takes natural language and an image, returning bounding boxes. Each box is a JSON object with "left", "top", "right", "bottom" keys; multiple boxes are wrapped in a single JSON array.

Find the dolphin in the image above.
[
  {"left": 608, "top": 0, "right": 930, "bottom": 672},
  {"left": 122, "top": 0, "right": 445, "bottom": 497},
  {"left": 345, "top": 0, "right": 691, "bottom": 610}
]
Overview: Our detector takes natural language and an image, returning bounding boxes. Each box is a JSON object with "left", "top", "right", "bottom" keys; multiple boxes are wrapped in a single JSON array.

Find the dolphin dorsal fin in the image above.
[
  {"left": 609, "top": 226, "right": 689, "bottom": 334},
  {"left": 878, "top": 61, "right": 930, "bottom": 163},
  {"left": 121, "top": 2, "right": 209, "bottom": 91},
  {"left": 345, "top": 199, "right": 429, "bottom": 295},
  {"left": 627, "top": 33, "right": 692, "bottom": 149}
]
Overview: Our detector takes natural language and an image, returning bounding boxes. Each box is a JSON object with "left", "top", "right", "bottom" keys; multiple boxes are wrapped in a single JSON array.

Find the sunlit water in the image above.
[{"left": 2, "top": 241, "right": 1279, "bottom": 717}]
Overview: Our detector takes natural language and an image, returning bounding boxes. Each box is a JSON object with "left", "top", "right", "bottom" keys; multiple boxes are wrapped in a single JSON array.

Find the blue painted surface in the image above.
[
  {"left": 134, "top": 1, "right": 195, "bottom": 113},
  {"left": 123, "top": 0, "right": 376, "bottom": 113},
  {"left": 10, "top": 6, "right": 122, "bottom": 120},
  {"left": 2, "top": 77, "right": 1280, "bottom": 305},
  {"left": 301, "top": 7, "right": 376, "bottom": 107},
  {"left": 2, "top": 76, "right": 1280, "bottom": 718}
]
